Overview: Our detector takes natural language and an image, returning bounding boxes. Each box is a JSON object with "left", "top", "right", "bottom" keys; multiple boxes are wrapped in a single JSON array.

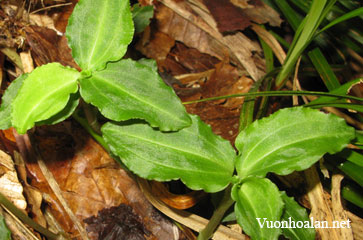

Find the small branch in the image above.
[{"left": 30, "top": 3, "right": 72, "bottom": 14}]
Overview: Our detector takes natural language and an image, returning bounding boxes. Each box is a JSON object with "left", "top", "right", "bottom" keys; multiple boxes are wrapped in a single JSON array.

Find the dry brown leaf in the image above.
[
  {"left": 25, "top": 25, "right": 80, "bottom": 70},
  {"left": 0, "top": 150, "right": 26, "bottom": 210},
  {"left": 229, "top": 0, "right": 251, "bottom": 9},
  {"left": 136, "top": 30, "right": 175, "bottom": 67},
  {"left": 29, "top": 13, "right": 61, "bottom": 34},
  {"left": 13, "top": 151, "right": 47, "bottom": 228},
  {"left": 230, "top": 0, "right": 282, "bottom": 27},
  {"left": 14, "top": 123, "right": 186, "bottom": 240},
  {"left": 203, "top": 0, "right": 251, "bottom": 32},
  {"left": 155, "top": 0, "right": 265, "bottom": 81}
]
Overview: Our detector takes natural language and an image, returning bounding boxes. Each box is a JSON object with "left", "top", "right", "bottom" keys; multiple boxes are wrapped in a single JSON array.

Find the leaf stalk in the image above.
[{"left": 197, "top": 185, "right": 234, "bottom": 240}]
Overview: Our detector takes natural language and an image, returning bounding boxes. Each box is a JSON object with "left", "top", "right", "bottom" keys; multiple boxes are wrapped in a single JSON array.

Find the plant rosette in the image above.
[{"left": 0, "top": 0, "right": 356, "bottom": 239}]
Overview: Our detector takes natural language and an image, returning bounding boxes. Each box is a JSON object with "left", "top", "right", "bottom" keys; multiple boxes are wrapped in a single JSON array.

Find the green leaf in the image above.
[
  {"left": 12, "top": 63, "right": 80, "bottom": 134},
  {"left": 275, "top": 0, "right": 328, "bottom": 87},
  {"left": 66, "top": 0, "right": 134, "bottom": 71},
  {"left": 280, "top": 192, "right": 315, "bottom": 240},
  {"left": 80, "top": 59, "right": 191, "bottom": 131},
  {"left": 0, "top": 74, "right": 28, "bottom": 130},
  {"left": 235, "top": 107, "right": 355, "bottom": 179},
  {"left": 137, "top": 58, "right": 158, "bottom": 71},
  {"left": 0, "top": 215, "right": 10, "bottom": 240},
  {"left": 132, "top": 3, "right": 153, "bottom": 34},
  {"left": 101, "top": 115, "right": 235, "bottom": 192},
  {"left": 232, "top": 178, "right": 284, "bottom": 240},
  {"left": 35, "top": 92, "right": 80, "bottom": 126}
]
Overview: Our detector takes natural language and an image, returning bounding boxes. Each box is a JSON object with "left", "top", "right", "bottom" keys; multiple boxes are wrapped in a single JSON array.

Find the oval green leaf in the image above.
[
  {"left": 66, "top": 0, "right": 134, "bottom": 71},
  {"left": 232, "top": 178, "right": 284, "bottom": 240},
  {"left": 35, "top": 92, "right": 80, "bottom": 126},
  {"left": 235, "top": 107, "right": 355, "bottom": 178},
  {"left": 0, "top": 73, "right": 28, "bottom": 130},
  {"left": 280, "top": 192, "right": 315, "bottom": 240},
  {"left": 12, "top": 63, "right": 80, "bottom": 134},
  {"left": 80, "top": 59, "right": 191, "bottom": 131},
  {"left": 101, "top": 115, "right": 235, "bottom": 192}
]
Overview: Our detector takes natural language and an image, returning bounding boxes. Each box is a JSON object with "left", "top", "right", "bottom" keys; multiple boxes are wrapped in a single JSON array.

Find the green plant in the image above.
[{"left": 0, "top": 0, "right": 359, "bottom": 240}]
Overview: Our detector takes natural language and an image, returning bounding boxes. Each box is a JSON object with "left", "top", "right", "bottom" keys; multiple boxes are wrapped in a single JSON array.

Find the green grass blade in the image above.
[
  {"left": 338, "top": 161, "right": 363, "bottom": 187},
  {"left": 318, "top": 7, "right": 363, "bottom": 34},
  {"left": 274, "top": 0, "right": 302, "bottom": 30},
  {"left": 308, "top": 48, "right": 340, "bottom": 91},
  {"left": 337, "top": 149, "right": 363, "bottom": 167},
  {"left": 269, "top": 30, "right": 290, "bottom": 49},
  {"left": 238, "top": 70, "right": 279, "bottom": 132},
  {"left": 259, "top": 33, "right": 274, "bottom": 72},
  {"left": 306, "top": 102, "right": 363, "bottom": 112},
  {"left": 342, "top": 184, "right": 363, "bottom": 208},
  {"left": 275, "top": 0, "right": 328, "bottom": 88},
  {"left": 184, "top": 90, "right": 363, "bottom": 105}
]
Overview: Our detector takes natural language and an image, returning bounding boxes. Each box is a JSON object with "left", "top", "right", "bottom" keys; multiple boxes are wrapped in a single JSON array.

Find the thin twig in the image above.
[{"left": 30, "top": 3, "right": 72, "bottom": 14}]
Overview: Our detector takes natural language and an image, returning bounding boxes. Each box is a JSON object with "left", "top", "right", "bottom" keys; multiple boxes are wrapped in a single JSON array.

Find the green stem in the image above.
[
  {"left": 80, "top": 100, "right": 101, "bottom": 135},
  {"left": 72, "top": 110, "right": 110, "bottom": 152},
  {"left": 0, "top": 192, "right": 60, "bottom": 239},
  {"left": 197, "top": 185, "right": 234, "bottom": 240},
  {"left": 182, "top": 90, "right": 363, "bottom": 105}
]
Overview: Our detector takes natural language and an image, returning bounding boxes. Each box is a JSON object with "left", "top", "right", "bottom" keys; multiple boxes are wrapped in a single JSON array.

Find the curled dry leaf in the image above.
[{"left": 0, "top": 150, "right": 26, "bottom": 210}]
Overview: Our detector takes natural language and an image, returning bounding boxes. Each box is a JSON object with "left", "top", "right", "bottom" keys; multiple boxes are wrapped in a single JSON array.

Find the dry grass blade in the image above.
[
  {"left": 250, "top": 23, "right": 286, "bottom": 65},
  {"left": 1, "top": 206, "right": 40, "bottom": 240}
]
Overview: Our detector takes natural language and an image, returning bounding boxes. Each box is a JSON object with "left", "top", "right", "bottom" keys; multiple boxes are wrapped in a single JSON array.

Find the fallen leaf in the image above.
[
  {"left": 136, "top": 30, "right": 175, "bottom": 67},
  {"left": 0, "top": 150, "right": 26, "bottom": 210},
  {"left": 203, "top": 0, "right": 251, "bottom": 32},
  {"left": 155, "top": 0, "right": 265, "bottom": 81},
  {"left": 84, "top": 204, "right": 150, "bottom": 240},
  {"left": 25, "top": 25, "right": 80, "bottom": 70},
  {"left": 17, "top": 122, "right": 186, "bottom": 239}
]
